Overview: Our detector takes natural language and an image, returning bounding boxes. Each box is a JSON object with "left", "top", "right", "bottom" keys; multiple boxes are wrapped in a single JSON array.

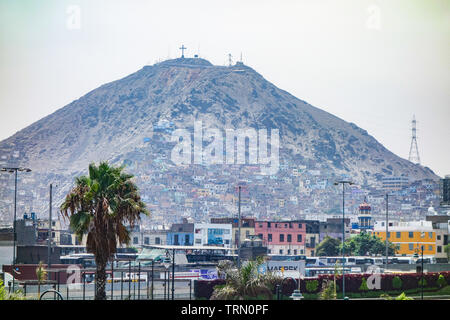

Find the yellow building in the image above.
[{"left": 371, "top": 220, "right": 435, "bottom": 256}]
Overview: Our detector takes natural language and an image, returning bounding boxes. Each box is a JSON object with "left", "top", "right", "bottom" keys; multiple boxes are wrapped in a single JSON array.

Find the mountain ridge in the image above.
[{"left": 0, "top": 57, "right": 438, "bottom": 183}]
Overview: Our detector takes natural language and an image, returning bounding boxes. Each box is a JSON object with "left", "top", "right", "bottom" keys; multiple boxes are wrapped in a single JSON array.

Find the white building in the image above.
[{"left": 193, "top": 223, "right": 232, "bottom": 247}]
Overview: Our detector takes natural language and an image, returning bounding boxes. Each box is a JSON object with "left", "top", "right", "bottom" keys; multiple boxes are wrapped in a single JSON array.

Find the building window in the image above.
[
  {"left": 133, "top": 237, "right": 139, "bottom": 244},
  {"left": 396, "top": 232, "right": 401, "bottom": 238},
  {"left": 185, "top": 234, "right": 190, "bottom": 245},
  {"left": 258, "top": 233, "right": 263, "bottom": 240},
  {"left": 195, "top": 239, "right": 201, "bottom": 244},
  {"left": 429, "top": 245, "right": 433, "bottom": 251},
  {"left": 408, "top": 232, "right": 413, "bottom": 238},
  {"left": 298, "top": 224, "right": 302, "bottom": 229},
  {"left": 429, "top": 232, "right": 433, "bottom": 239},
  {"left": 437, "top": 235, "right": 441, "bottom": 241},
  {"left": 155, "top": 237, "right": 161, "bottom": 245},
  {"left": 293, "top": 250, "right": 297, "bottom": 255},
  {"left": 246, "top": 230, "right": 250, "bottom": 237},
  {"left": 144, "top": 237, "right": 149, "bottom": 245},
  {"left": 174, "top": 234, "right": 179, "bottom": 245},
  {"left": 267, "top": 222, "right": 271, "bottom": 228},
  {"left": 408, "top": 244, "right": 413, "bottom": 251},
  {"left": 280, "top": 234, "right": 284, "bottom": 242},
  {"left": 279, "top": 249, "right": 283, "bottom": 254},
  {"left": 437, "top": 246, "right": 442, "bottom": 253},
  {"left": 268, "top": 234, "right": 272, "bottom": 242},
  {"left": 387, "top": 232, "right": 390, "bottom": 238},
  {"left": 297, "top": 234, "right": 302, "bottom": 242},
  {"left": 287, "top": 234, "right": 292, "bottom": 243}
]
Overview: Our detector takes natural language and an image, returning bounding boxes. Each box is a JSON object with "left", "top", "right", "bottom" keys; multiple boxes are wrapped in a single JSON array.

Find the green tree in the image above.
[
  {"left": 316, "top": 236, "right": 341, "bottom": 256},
  {"left": 444, "top": 244, "right": 450, "bottom": 262},
  {"left": 36, "top": 261, "right": 47, "bottom": 298},
  {"left": 342, "top": 231, "right": 397, "bottom": 256},
  {"left": 211, "top": 257, "right": 282, "bottom": 300},
  {"left": 61, "top": 162, "right": 149, "bottom": 300}
]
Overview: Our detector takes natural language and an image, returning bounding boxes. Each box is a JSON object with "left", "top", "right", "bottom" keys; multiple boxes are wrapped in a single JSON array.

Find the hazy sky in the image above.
[{"left": 0, "top": 0, "right": 449, "bottom": 176}]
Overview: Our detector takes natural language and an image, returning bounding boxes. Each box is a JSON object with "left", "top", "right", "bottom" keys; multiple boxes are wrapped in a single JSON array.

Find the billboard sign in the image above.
[{"left": 259, "top": 261, "right": 305, "bottom": 278}]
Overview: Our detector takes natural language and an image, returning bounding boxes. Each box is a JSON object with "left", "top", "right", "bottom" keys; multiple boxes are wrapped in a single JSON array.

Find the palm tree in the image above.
[
  {"left": 61, "top": 162, "right": 149, "bottom": 300},
  {"left": 211, "top": 257, "right": 281, "bottom": 300},
  {"left": 36, "top": 261, "right": 47, "bottom": 298}
]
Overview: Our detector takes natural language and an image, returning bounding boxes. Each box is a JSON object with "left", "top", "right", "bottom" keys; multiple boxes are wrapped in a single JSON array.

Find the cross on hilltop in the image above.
[{"left": 179, "top": 45, "right": 187, "bottom": 58}]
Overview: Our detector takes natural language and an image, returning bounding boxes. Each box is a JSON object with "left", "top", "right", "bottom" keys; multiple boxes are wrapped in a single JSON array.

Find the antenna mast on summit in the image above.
[
  {"left": 228, "top": 53, "right": 233, "bottom": 66},
  {"left": 408, "top": 115, "right": 421, "bottom": 164}
]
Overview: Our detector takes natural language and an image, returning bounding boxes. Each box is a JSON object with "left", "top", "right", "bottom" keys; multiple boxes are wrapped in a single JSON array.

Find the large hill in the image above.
[{"left": 0, "top": 57, "right": 438, "bottom": 222}]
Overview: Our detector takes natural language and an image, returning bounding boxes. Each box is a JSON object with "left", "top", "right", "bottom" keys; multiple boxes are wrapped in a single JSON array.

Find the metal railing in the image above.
[{"left": 17, "top": 264, "right": 195, "bottom": 300}]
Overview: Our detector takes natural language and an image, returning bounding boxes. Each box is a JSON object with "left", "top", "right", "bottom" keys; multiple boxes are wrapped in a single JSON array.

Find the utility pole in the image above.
[
  {"left": 237, "top": 185, "right": 242, "bottom": 269},
  {"left": 48, "top": 184, "right": 52, "bottom": 269},
  {"left": 334, "top": 180, "right": 354, "bottom": 300},
  {"left": 13, "top": 169, "right": 17, "bottom": 291}
]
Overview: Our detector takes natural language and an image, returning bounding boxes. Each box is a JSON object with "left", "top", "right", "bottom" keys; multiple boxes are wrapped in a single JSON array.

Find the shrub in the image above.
[
  {"left": 280, "top": 278, "right": 297, "bottom": 296},
  {"left": 395, "top": 292, "right": 413, "bottom": 300},
  {"left": 319, "top": 280, "right": 336, "bottom": 300},
  {"left": 305, "top": 280, "right": 319, "bottom": 293},
  {"left": 194, "top": 279, "right": 226, "bottom": 300},
  {"left": 418, "top": 278, "right": 427, "bottom": 288},
  {"left": 359, "top": 278, "right": 369, "bottom": 291},
  {"left": 392, "top": 276, "right": 402, "bottom": 290},
  {"left": 437, "top": 274, "right": 447, "bottom": 288}
]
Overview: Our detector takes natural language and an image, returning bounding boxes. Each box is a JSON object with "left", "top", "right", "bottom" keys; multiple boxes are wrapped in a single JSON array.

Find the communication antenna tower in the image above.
[{"left": 408, "top": 115, "right": 421, "bottom": 164}]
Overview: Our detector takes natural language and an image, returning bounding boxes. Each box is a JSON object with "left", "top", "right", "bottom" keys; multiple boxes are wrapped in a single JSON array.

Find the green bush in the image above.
[
  {"left": 319, "top": 280, "right": 337, "bottom": 300},
  {"left": 359, "top": 278, "right": 369, "bottom": 291},
  {"left": 395, "top": 292, "right": 413, "bottom": 300},
  {"left": 305, "top": 280, "right": 319, "bottom": 293},
  {"left": 418, "top": 278, "right": 427, "bottom": 287},
  {"left": 392, "top": 276, "right": 402, "bottom": 290},
  {"left": 0, "top": 280, "right": 26, "bottom": 300},
  {"left": 437, "top": 274, "right": 447, "bottom": 288}
]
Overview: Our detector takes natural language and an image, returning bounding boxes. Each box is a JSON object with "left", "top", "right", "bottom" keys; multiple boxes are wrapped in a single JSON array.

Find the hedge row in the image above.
[
  {"left": 290, "top": 271, "right": 450, "bottom": 295},
  {"left": 194, "top": 272, "right": 450, "bottom": 299}
]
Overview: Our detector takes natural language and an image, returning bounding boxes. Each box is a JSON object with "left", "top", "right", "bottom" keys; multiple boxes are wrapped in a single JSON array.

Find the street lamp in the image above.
[
  {"left": 163, "top": 249, "right": 175, "bottom": 300},
  {"left": 1, "top": 167, "right": 32, "bottom": 292},
  {"left": 162, "top": 255, "right": 171, "bottom": 300},
  {"left": 385, "top": 193, "right": 390, "bottom": 273},
  {"left": 334, "top": 180, "right": 354, "bottom": 300}
]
